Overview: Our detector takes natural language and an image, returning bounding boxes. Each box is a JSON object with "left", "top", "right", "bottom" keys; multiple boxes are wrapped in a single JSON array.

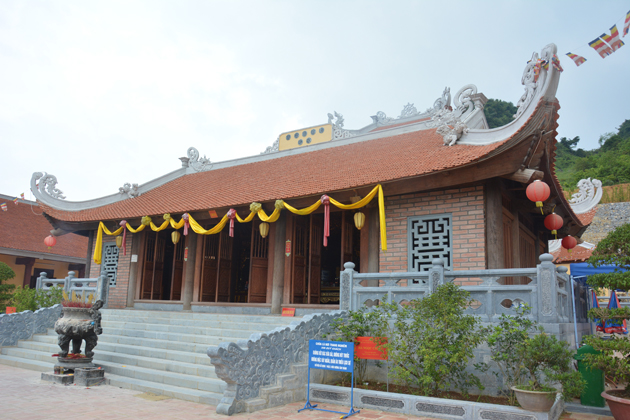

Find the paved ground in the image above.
[{"left": 0, "top": 365, "right": 613, "bottom": 420}]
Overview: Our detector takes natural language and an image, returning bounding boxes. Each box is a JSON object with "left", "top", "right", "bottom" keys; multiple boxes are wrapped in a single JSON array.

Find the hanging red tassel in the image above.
[
  {"left": 182, "top": 213, "right": 189, "bottom": 236},
  {"left": 227, "top": 209, "right": 236, "bottom": 237},
  {"left": 119, "top": 220, "right": 127, "bottom": 256},
  {"left": 321, "top": 195, "right": 330, "bottom": 247}
]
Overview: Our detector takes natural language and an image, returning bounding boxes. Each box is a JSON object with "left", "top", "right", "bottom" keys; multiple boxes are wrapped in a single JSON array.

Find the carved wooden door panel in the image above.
[
  {"left": 341, "top": 212, "right": 354, "bottom": 268},
  {"left": 170, "top": 240, "right": 185, "bottom": 301},
  {"left": 309, "top": 215, "right": 322, "bottom": 304},
  {"left": 141, "top": 233, "right": 156, "bottom": 300},
  {"left": 249, "top": 220, "right": 269, "bottom": 303},
  {"left": 217, "top": 229, "right": 233, "bottom": 302},
  {"left": 201, "top": 234, "right": 219, "bottom": 302},
  {"left": 292, "top": 217, "right": 309, "bottom": 304},
  {"left": 152, "top": 237, "right": 165, "bottom": 300}
]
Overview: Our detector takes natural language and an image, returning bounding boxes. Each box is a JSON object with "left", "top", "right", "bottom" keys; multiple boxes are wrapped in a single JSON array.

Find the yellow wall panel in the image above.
[{"left": 278, "top": 124, "right": 332, "bottom": 151}]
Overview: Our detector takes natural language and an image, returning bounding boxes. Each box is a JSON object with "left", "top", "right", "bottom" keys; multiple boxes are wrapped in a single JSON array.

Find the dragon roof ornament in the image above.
[
  {"left": 187, "top": 147, "right": 212, "bottom": 172},
  {"left": 515, "top": 44, "right": 555, "bottom": 120},
  {"left": 31, "top": 172, "right": 66, "bottom": 200},
  {"left": 568, "top": 178, "right": 603, "bottom": 214},
  {"left": 119, "top": 183, "right": 140, "bottom": 198}
]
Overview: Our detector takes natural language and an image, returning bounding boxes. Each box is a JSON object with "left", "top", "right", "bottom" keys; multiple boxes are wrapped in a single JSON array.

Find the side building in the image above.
[
  {"left": 0, "top": 194, "right": 88, "bottom": 289},
  {"left": 31, "top": 44, "right": 599, "bottom": 314}
]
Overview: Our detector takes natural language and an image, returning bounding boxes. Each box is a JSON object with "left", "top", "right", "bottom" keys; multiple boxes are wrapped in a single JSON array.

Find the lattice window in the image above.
[
  {"left": 102, "top": 243, "right": 119, "bottom": 287},
  {"left": 408, "top": 214, "right": 452, "bottom": 272}
]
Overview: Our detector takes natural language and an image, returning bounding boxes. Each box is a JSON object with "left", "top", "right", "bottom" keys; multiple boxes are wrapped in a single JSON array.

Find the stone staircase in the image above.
[{"left": 0, "top": 309, "right": 299, "bottom": 405}]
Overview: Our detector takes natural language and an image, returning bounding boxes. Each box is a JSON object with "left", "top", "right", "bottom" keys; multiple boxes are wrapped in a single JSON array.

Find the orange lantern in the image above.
[
  {"left": 561, "top": 235, "right": 577, "bottom": 253},
  {"left": 544, "top": 213, "right": 563, "bottom": 239},
  {"left": 44, "top": 235, "right": 57, "bottom": 250},
  {"left": 526, "top": 180, "right": 550, "bottom": 214}
]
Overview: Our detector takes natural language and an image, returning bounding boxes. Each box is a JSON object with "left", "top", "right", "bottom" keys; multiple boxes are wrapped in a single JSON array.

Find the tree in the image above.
[
  {"left": 0, "top": 262, "right": 16, "bottom": 313},
  {"left": 484, "top": 99, "right": 517, "bottom": 129},
  {"left": 618, "top": 119, "right": 630, "bottom": 140}
]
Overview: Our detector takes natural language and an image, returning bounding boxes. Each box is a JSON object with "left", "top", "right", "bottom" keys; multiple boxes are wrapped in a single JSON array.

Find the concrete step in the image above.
[
  {"left": 106, "top": 373, "right": 223, "bottom": 406},
  {"left": 13, "top": 341, "right": 217, "bottom": 374},
  {"left": 102, "top": 313, "right": 294, "bottom": 328},
  {"left": 101, "top": 309, "right": 296, "bottom": 325},
  {"left": 100, "top": 320, "right": 284, "bottom": 339},
  {"left": 0, "top": 353, "right": 53, "bottom": 372}
]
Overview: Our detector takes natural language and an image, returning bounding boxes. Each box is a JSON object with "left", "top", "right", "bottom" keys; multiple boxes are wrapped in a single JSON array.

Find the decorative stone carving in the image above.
[
  {"left": 261, "top": 138, "right": 279, "bottom": 154},
  {"left": 373, "top": 111, "right": 394, "bottom": 125},
  {"left": 118, "top": 183, "right": 139, "bottom": 198},
  {"left": 569, "top": 178, "right": 603, "bottom": 214},
  {"left": 436, "top": 121, "right": 469, "bottom": 147},
  {"left": 207, "top": 311, "right": 345, "bottom": 416},
  {"left": 453, "top": 84, "right": 477, "bottom": 115},
  {"left": 432, "top": 87, "right": 451, "bottom": 111},
  {"left": 0, "top": 305, "right": 62, "bottom": 347},
  {"left": 328, "top": 111, "right": 344, "bottom": 128},
  {"left": 187, "top": 147, "right": 212, "bottom": 172},
  {"left": 398, "top": 103, "right": 418, "bottom": 119},
  {"left": 31, "top": 172, "right": 66, "bottom": 200},
  {"left": 515, "top": 44, "right": 556, "bottom": 119},
  {"left": 328, "top": 111, "right": 354, "bottom": 140}
]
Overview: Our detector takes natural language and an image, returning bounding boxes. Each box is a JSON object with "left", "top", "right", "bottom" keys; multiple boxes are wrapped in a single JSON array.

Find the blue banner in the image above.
[{"left": 308, "top": 340, "right": 354, "bottom": 372}]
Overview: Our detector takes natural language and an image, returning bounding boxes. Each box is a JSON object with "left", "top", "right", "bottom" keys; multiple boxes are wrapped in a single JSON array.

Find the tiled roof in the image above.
[
  {"left": 0, "top": 199, "right": 88, "bottom": 258},
  {"left": 40, "top": 127, "right": 508, "bottom": 222},
  {"left": 576, "top": 207, "right": 597, "bottom": 225},
  {"left": 552, "top": 244, "right": 593, "bottom": 264}
]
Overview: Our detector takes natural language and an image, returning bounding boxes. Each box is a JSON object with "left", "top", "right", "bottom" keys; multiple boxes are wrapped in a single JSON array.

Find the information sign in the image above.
[
  {"left": 355, "top": 337, "right": 388, "bottom": 360},
  {"left": 5, "top": 307, "right": 16, "bottom": 314},
  {"left": 281, "top": 308, "right": 296, "bottom": 317},
  {"left": 308, "top": 340, "right": 354, "bottom": 372}
]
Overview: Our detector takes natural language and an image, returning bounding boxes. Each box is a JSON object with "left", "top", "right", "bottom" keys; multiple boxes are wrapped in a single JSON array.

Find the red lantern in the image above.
[
  {"left": 544, "top": 213, "right": 564, "bottom": 239},
  {"left": 561, "top": 235, "right": 577, "bottom": 253},
  {"left": 44, "top": 235, "right": 57, "bottom": 250},
  {"left": 526, "top": 180, "right": 550, "bottom": 214}
]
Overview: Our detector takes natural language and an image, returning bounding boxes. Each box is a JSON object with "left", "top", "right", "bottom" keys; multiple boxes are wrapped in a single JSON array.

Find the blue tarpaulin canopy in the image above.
[{"left": 570, "top": 263, "right": 628, "bottom": 278}]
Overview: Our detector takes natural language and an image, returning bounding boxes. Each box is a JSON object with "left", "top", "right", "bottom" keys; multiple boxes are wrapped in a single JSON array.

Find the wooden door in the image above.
[
  {"left": 249, "top": 220, "right": 269, "bottom": 303},
  {"left": 341, "top": 212, "right": 353, "bottom": 268},
  {"left": 152, "top": 237, "right": 165, "bottom": 300},
  {"left": 201, "top": 234, "right": 219, "bottom": 302},
  {"left": 170, "top": 240, "right": 185, "bottom": 301},
  {"left": 502, "top": 209, "right": 515, "bottom": 285},
  {"left": 309, "top": 215, "right": 322, "bottom": 304},
  {"left": 292, "top": 216, "right": 309, "bottom": 304},
  {"left": 142, "top": 233, "right": 156, "bottom": 299},
  {"left": 216, "top": 229, "right": 233, "bottom": 302}
]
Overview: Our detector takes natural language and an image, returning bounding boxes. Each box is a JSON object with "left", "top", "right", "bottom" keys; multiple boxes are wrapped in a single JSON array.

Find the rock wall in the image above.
[{"left": 582, "top": 202, "right": 630, "bottom": 245}]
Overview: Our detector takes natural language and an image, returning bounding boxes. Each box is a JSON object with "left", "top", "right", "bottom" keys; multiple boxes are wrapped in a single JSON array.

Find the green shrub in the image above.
[
  {"left": 381, "top": 283, "right": 487, "bottom": 396},
  {"left": 328, "top": 306, "right": 387, "bottom": 384},
  {"left": 10, "top": 286, "right": 63, "bottom": 312},
  {"left": 0, "top": 262, "right": 16, "bottom": 313}
]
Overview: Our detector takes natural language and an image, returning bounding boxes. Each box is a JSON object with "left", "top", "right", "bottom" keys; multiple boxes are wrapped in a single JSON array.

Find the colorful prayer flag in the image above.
[
  {"left": 624, "top": 10, "right": 630, "bottom": 37},
  {"left": 20, "top": 193, "right": 24, "bottom": 200},
  {"left": 566, "top": 52, "right": 587, "bottom": 67},
  {"left": 551, "top": 55, "right": 563, "bottom": 72},
  {"left": 601, "top": 25, "right": 625, "bottom": 51},
  {"left": 12, "top": 197, "right": 18, "bottom": 205},
  {"left": 1, "top": 203, "right": 7, "bottom": 211},
  {"left": 589, "top": 37, "right": 613, "bottom": 58}
]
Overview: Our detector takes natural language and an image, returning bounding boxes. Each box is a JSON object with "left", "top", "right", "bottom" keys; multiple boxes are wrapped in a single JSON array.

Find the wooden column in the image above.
[
  {"left": 271, "top": 212, "right": 287, "bottom": 314},
  {"left": 86, "top": 230, "right": 94, "bottom": 277},
  {"left": 182, "top": 233, "right": 198, "bottom": 311},
  {"left": 367, "top": 206, "right": 380, "bottom": 286},
  {"left": 126, "top": 232, "right": 142, "bottom": 308},
  {"left": 16, "top": 257, "right": 35, "bottom": 287},
  {"left": 485, "top": 179, "right": 505, "bottom": 269}
]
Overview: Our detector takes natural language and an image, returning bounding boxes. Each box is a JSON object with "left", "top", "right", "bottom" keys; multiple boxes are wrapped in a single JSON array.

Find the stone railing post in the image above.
[
  {"left": 36, "top": 272, "right": 48, "bottom": 290},
  {"left": 96, "top": 270, "right": 109, "bottom": 307},
  {"left": 65, "top": 271, "right": 75, "bottom": 293},
  {"left": 428, "top": 259, "right": 445, "bottom": 294},
  {"left": 340, "top": 262, "right": 355, "bottom": 311},
  {"left": 536, "top": 253, "right": 558, "bottom": 323}
]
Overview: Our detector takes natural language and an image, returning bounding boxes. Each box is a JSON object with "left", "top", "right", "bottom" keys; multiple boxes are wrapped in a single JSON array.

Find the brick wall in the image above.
[
  {"left": 380, "top": 186, "right": 486, "bottom": 284},
  {"left": 89, "top": 232, "right": 132, "bottom": 309}
]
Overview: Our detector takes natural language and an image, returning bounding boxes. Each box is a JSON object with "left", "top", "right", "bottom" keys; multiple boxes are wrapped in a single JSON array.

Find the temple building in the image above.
[{"left": 31, "top": 43, "right": 600, "bottom": 314}]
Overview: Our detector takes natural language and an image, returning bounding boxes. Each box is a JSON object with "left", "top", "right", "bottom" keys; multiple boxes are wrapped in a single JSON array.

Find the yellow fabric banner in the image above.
[
  {"left": 188, "top": 214, "right": 230, "bottom": 235},
  {"left": 93, "top": 222, "right": 124, "bottom": 265},
  {"left": 125, "top": 224, "right": 146, "bottom": 233},
  {"left": 149, "top": 220, "right": 170, "bottom": 231},
  {"left": 284, "top": 200, "right": 321, "bottom": 215}
]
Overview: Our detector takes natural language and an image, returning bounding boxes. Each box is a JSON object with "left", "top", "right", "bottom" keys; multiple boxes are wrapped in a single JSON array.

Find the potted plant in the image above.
[
  {"left": 582, "top": 223, "right": 630, "bottom": 420},
  {"left": 511, "top": 328, "right": 585, "bottom": 412}
]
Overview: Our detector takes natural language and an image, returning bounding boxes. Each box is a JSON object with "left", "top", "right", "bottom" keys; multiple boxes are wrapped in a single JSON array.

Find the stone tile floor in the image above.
[{"left": 0, "top": 365, "right": 613, "bottom": 420}]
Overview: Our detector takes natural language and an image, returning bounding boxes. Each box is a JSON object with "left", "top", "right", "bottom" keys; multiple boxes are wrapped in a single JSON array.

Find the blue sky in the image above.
[{"left": 1, "top": 1, "right": 628, "bottom": 200}]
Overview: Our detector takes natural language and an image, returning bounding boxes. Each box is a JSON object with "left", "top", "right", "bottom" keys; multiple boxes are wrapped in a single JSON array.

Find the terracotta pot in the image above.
[
  {"left": 511, "top": 386, "right": 557, "bottom": 412},
  {"left": 602, "top": 390, "right": 630, "bottom": 420}
]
